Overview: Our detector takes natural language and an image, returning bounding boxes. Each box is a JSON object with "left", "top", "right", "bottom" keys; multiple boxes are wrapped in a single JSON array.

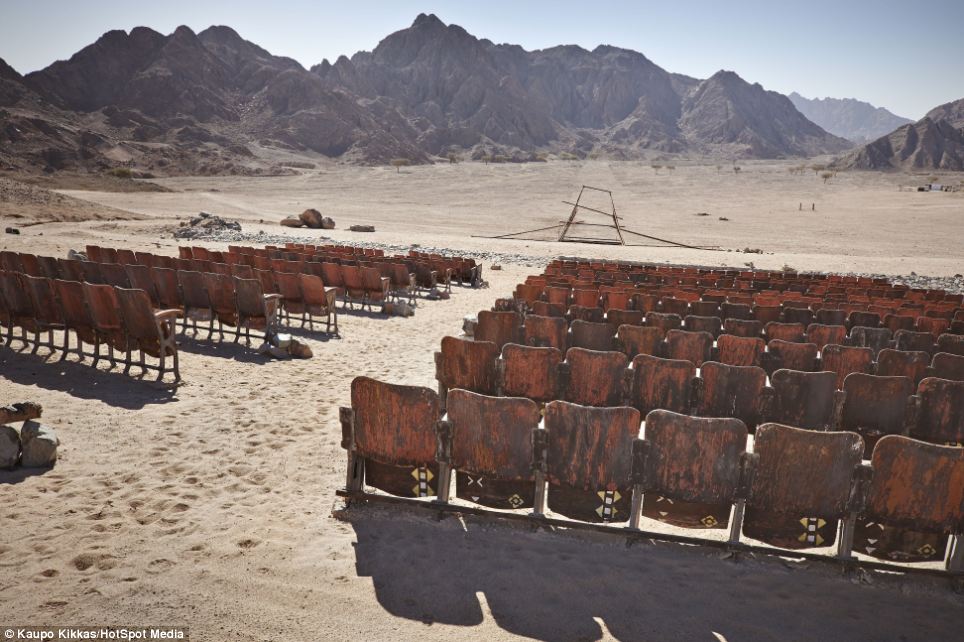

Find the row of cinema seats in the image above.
[
  {"left": 341, "top": 377, "right": 963, "bottom": 572},
  {"left": 0, "top": 269, "right": 181, "bottom": 381},
  {"left": 1, "top": 251, "right": 293, "bottom": 342},
  {"left": 223, "top": 244, "right": 453, "bottom": 299},
  {"left": 512, "top": 283, "right": 964, "bottom": 337},
  {"left": 469, "top": 309, "right": 964, "bottom": 383},
  {"left": 87, "top": 243, "right": 433, "bottom": 311},
  {"left": 436, "top": 337, "right": 963, "bottom": 449}
]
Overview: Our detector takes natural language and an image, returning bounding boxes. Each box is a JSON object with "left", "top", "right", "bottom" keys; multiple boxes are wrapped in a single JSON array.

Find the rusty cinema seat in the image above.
[
  {"left": 821, "top": 344, "right": 874, "bottom": 389},
  {"left": 569, "top": 319, "right": 615, "bottom": 352},
  {"left": 894, "top": 330, "right": 936, "bottom": 354},
  {"left": 806, "top": 323, "right": 847, "bottom": 351},
  {"left": 644, "top": 312, "right": 682, "bottom": 336},
  {"left": 684, "top": 315, "right": 722, "bottom": 338},
  {"left": 616, "top": 324, "right": 662, "bottom": 359},
  {"left": 567, "top": 305, "right": 605, "bottom": 322},
  {"left": 742, "top": 424, "right": 864, "bottom": 551},
  {"left": 930, "top": 352, "right": 964, "bottom": 382},
  {"left": 475, "top": 310, "right": 523, "bottom": 350},
  {"left": 531, "top": 300, "right": 566, "bottom": 318},
  {"left": 664, "top": 329, "right": 713, "bottom": 367},
  {"left": 764, "top": 322, "right": 806, "bottom": 343},
  {"left": 116, "top": 287, "right": 181, "bottom": 382},
  {"left": 235, "top": 278, "right": 283, "bottom": 345},
  {"left": 638, "top": 410, "right": 748, "bottom": 531},
  {"left": 628, "top": 354, "right": 695, "bottom": 416},
  {"left": 203, "top": 272, "right": 239, "bottom": 339},
  {"left": 544, "top": 401, "right": 640, "bottom": 523},
  {"left": 852, "top": 436, "right": 963, "bottom": 566},
  {"left": 848, "top": 326, "right": 892, "bottom": 358},
  {"left": 696, "top": 362, "right": 768, "bottom": 431},
  {"left": 837, "top": 373, "right": 914, "bottom": 455},
  {"left": 435, "top": 336, "right": 499, "bottom": 409},
  {"left": 342, "top": 377, "right": 441, "bottom": 498},
  {"left": 54, "top": 280, "right": 98, "bottom": 361},
  {"left": 606, "top": 309, "right": 644, "bottom": 329},
  {"left": 767, "top": 369, "right": 837, "bottom": 431},
  {"left": 723, "top": 318, "right": 763, "bottom": 338},
  {"left": 441, "top": 390, "right": 541, "bottom": 510},
  {"left": 297, "top": 274, "right": 338, "bottom": 334},
  {"left": 177, "top": 270, "right": 215, "bottom": 336},
  {"left": 500, "top": 344, "right": 563, "bottom": 404},
  {"left": 766, "top": 339, "right": 819, "bottom": 373},
  {"left": 523, "top": 314, "right": 568, "bottom": 350},
  {"left": 875, "top": 349, "right": 930, "bottom": 385},
  {"left": 937, "top": 333, "right": 964, "bottom": 357},
  {"left": 716, "top": 334, "right": 765, "bottom": 368},
  {"left": 21, "top": 274, "right": 66, "bottom": 354},
  {"left": 562, "top": 347, "right": 628, "bottom": 407},
  {"left": 912, "top": 378, "right": 964, "bottom": 446},
  {"left": 83, "top": 282, "right": 128, "bottom": 367}
]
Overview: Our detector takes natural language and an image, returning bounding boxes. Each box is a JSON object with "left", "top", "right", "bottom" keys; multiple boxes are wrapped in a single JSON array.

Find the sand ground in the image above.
[{"left": 1, "top": 161, "right": 963, "bottom": 641}]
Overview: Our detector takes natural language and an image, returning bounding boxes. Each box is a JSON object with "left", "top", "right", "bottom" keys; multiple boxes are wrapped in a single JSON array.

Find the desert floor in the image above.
[{"left": 1, "top": 160, "right": 963, "bottom": 641}]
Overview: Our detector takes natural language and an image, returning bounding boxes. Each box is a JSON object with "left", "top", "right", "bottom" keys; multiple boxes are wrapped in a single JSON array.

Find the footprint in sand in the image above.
[{"left": 71, "top": 553, "right": 117, "bottom": 571}]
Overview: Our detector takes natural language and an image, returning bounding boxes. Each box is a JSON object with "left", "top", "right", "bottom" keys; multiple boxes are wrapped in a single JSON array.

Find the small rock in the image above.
[
  {"left": 280, "top": 217, "right": 304, "bottom": 228},
  {"left": 20, "top": 421, "right": 58, "bottom": 468},
  {"left": 320, "top": 216, "right": 336, "bottom": 230},
  {"left": 349, "top": 225, "right": 375, "bottom": 232},
  {"left": 490, "top": 264, "right": 502, "bottom": 271},
  {"left": 0, "top": 401, "right": 42, "bottom": 425},
  {"left": 300, "top": 208, "right": 324, "bottom": 229},
  {"left": 462, "top": 315, "right": 478, "bottom": 337},
  {"left": 67, "top": 249, "right": 88, "bottom": 261},
  {"left": 288, "top": 339, "right": 313, "bottom": 359},
  {"left": 5, "top": 227, "right": 20, "bottom": 235},
  {"left": 0, "top": 424, "right": 20, "bottom": 468}
]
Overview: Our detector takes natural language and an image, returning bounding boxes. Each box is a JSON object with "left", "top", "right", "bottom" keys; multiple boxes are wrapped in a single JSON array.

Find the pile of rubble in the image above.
[
  {"left": 0, "top": 402, "right": 59, "bottom": 470},
  {"left": 174, "top": 212, "right": 242, "bottom": 240}
]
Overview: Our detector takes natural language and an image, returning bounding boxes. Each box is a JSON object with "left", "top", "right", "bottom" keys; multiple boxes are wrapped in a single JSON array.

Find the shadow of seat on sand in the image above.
[
  {"left": 1, "top": 346, "right": 178, "bottom": 409},
  {"left": 346, "top": 504, "right": 962, "bottom": 641}
]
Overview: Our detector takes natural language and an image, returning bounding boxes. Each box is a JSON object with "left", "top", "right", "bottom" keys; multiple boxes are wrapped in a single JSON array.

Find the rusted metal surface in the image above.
[
  {"left": 569, "top": 319, "right": 616, "bottom": 352},
  {"left": 475, "top": 310, "right": 523, "bottom": 350},
  {"left": 753, "top": 305, "right": 782, "bottom": 325},
  {"left": 684, "top": 315, "right": 722, "bottom": 338},
  {"left": 865, "top": 435, "right": 964, "bottom": 534},
  {"left": 839, "top": 373, "right": 913, "bottom": 455},
  {"left": 815, "top": 308, "right": 847, "bottom": 326},
  {"left": 642, "top": 409, "right": 747, "bottom": 505},
  {"left": 767, "top": 369, "right": 837, "bottom": 430},
  {"left": 748, "top": 423, "right": 863, "bottom": 517},
  {"left": 523, "top": 314, "right": 568, "bottom": 350},
  {"left": 616, "top": 325, "right": 663, "bottom": 359},
  {"left": 883, "top": 314, "right": 916, "bottom": 333},
  {"left": 350, "top": 376, "right": 439, "bottom": 466},
  {"left": 723, "top": 318, "right": 763, "bottom": 338},
  {"left": 765, "top": 322, "right": 806, "bottom": 343},
  {"left": 501, "top": 344, "right": 563, "bottom": 403},
  {"left": 606, "top": 309, "right": 644, "bottom": 329},
  {"left": 806, "top": 323, "right": 847, "bottom": 350},
  {"left": 875, "top": 349, "right": 930, "bottom": 385},
  {"left": 894, "top": 330, "right": 936, "bottom": 354},
  {"left": 445, "top": 390, "right": 540, "bottom": 509},
  {"left": 852, "top": 518, "right": 948, "bottom": 562},
  {"left": 697, "top": 362, "right": 767, "bottom": 430},
  {"left": 644, "top": 312, "right": 683, "bottom": 337},
  {"left": 767, "top": 339, "right": 819, "bottom": 373},
  {"left": 848, "top": 311, "right": 881, "bottom": 329},
  {"left": 937, "top": 333, "right": 964, "bottom": 356},
  {"left": 531, "top": 301, "right": 566, "bottom": 318},
  {"left": 571, "top": 288, "right": 600, "bottom": 308},
  {"left": 783, "top": 307, "right": 814, "bottom": 326},
  {"left": 563, "top": 347, "right": 628, "bottom": 406},
  {"left": 912, "top": 377, "right": 964, "bottom": 445},
  {"left": 629, "top": 354, "right": 695, "bottom": 415},
  {"left": 821, "top": 344, "right": 875, "bottom": 390},
  {"left": 545, "top": 401, "right": 640, "bottom": 523},
  {"left": 916, "top": 316, "right": 950, "bottom": 339},
  {"left": 722, "top": 302, "right": 752, "bottom": 320},
  {"left": 84, "top": 283, "right": 127, "bottom": 349},
  {"left": 690, "top": 301, "right": 721, "bottom": 318},
  {"left": 664, "top": 329, "right": 713, "bottom": 367},
  {"left": 848, "top": 326, "right": 892, "bottom": 358},
  {"left": 931, "top": 352, "right": 964, "bottom": 382},
  {"left": 437, "top": 336, "right": 499, "bottom": 395},
  {"left": 716, "top": 334, "right": 765, "bottom": 368},
  {"left": 567, "top": 305, "right": 605, "bottom": 322},
  {"left": 660, "top": 297, "right": 690, "bottom": 317}
]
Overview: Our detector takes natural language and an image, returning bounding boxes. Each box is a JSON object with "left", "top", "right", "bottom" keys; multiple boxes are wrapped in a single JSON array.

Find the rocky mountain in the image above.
[
  {"left": 925, "top": 98, "right": 964, "bottom": 128},
  {"left": 833, "top": 115, "right": 964, "bottom": 171},
  {"left": 2, "top": 14, "right": 852, "bottom": 175},
  {"left": 788, "top": 93, "right": 912, "bottom": 144}
]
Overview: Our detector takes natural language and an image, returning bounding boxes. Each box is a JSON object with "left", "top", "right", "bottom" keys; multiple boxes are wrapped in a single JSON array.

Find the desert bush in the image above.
[
  {"left": 651, "top": 164, "right": 662, "bottom": 173},
  {"left": 733, "top": 166, "right": 741, "bottom": 174},
  {"left": 109, "top": 167, "right": 132, "bottom": 179},
  {"left": 447, "top": 153, "right": 460, "bottom": 164},
  {"left": 559, "top": 152, "right": 578, "bottom": 161},
  {"left": 820, "top": 171, "right": 833, "bottom": 183},
  {"left": 390, "top": 158, "right": 410, "bottom": 173}
]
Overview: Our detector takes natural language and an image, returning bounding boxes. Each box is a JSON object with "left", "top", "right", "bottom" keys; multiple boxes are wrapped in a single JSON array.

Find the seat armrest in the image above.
[{"left": 154, "top": 309, "right": 183, "bottom": 320}]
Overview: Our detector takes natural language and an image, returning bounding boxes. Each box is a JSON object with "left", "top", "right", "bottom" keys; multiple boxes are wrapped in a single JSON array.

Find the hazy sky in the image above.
[{"left": 1, "top": 0, "right": 961, "bottom": 119}]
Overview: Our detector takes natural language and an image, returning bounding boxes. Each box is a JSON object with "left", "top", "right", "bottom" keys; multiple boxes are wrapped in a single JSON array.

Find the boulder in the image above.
[
  {"left": 67, "top": 249, "right": 88, "bottom": 261},
  {"left": 20, "top": 421, "right": 58, "bottom": 468},
  {"left": 300, "top": 208, "right": 324, "bottom": 229},
  {"left": 288, "top": 339, "right": 313, "bottom": 359},
  {"left": 0, "top": 424, "right": 20, "bottom": 468},
  {"left": 462, "top": 315, "right": 478, "bottom": 337},
  {"left": 320, "top": 216, "right": 336, "bottom": 230},
  {"left": 0, "top": 401, "right": 42, "bottom": 424},
  {"left": 280, "top": 217, "right": 303, "bottom": 228}
]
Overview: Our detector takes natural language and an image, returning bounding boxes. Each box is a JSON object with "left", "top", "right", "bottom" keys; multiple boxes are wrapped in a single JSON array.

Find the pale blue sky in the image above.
[{"left": 1, "top": 0, "right": 961, "bottom": 119}]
